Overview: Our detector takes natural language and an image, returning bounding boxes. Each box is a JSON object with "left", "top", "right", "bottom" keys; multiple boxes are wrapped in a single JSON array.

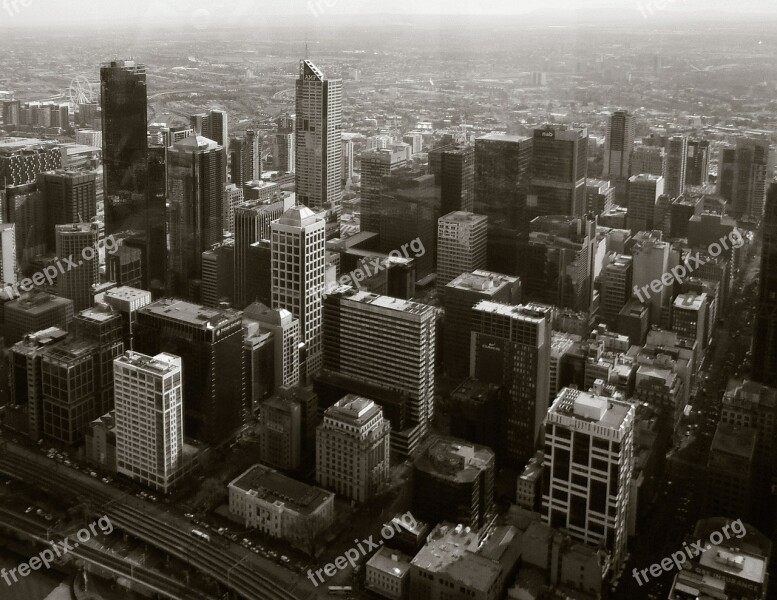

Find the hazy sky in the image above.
[{"left": 1, "top": 0, "right": 776, "bottom": 28}]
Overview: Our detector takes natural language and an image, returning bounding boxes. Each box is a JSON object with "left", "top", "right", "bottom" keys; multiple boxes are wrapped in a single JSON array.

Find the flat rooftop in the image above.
[
  {"left": 477, "top": 132, "right": 531, "bottom": 143},
  {"left": 141, "top": 298, "right": 241, "bottom": 329},
  {"left": 230, "top": 464, "right": 332, "bottom": 515},
  {"left": 415, "top": 436, "right": 494, "bottom": 483},
  {"left": 115, "top": 351, "right": 181, "bottom": 376},
  {"left": 549, "top": 388, "right": 634, "bottom": 433},
  {"left": 329, "top": 287, "right": 435, "bottom": 317}
]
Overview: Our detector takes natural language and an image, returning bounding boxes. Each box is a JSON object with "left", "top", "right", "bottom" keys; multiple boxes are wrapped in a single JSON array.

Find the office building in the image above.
[
  {"left": 436, "top": 211, "right": 488, "bottom": 297},
  {"left": 316, "top": 395, "right": 390, "bottom": 502},
  {"left": 322, "top": 289, "right": 437, "bottom": 457},
  {"left": 134, "top": 299, "right": 244, "bottom": 444},
  {"left": 627, "top": 174, "right": 664, "bottom": 232},
  {"left": 542, "top": 387, "right": 635, "bottom": 572},
  {"left": 706, "top": 423, "right": 757, "bottom": 521},
  {"left": 114, "top": 351, "right": 183, "bottom": 493},
  {"left": 190, "top": 109, "right": 228, "bottom": 160},
  {"left": 244, "top": 302, "right": 301, "bottom": 392},
  {"left": 529, "top": 126, "right": 588, "bottom": 220},
  {"left": 663, "top": 136, "right": 688, "bottom": 199},
  {"left": 0, "top": 223, "right": 16, "bottom": 285},
  {"left": 256, "top": 395, "right": 302, "bottom": 471},
  {"left": 222, "top": 184, "right": 243, "bottom": 236},
  {"left": 107, "top": 245, "right": 143, "bottom": 289},
  {"left": 85, "top": 412, "right": 117, "bottom": 473},
  {"left": 672, "top": 292, "right": 708, "bottom": 350},
  {"left": 229, "top": 129, "right": 261, "bottom": 188},
  {"left": 360, "top": 147, "right": 408, "bottom": 234},
  {"left": 271, "top": 205, "right": 326, "bottom": 375},
  {"left": 273, "top": 132, "right": 295, "bottom": 173},
  {"left": 365, "top": 546, "right": 412, "bottom": 600},
  {"left": 444, "top": 270, "right": 521, "bottom": 376},
  {"left": 685, "top": 139, "right": 710, "bottom": 186},
  {"left": 102, "top": 286, "right": 152, "bottom": 351},
  {"left": 413, "top": 436, "right": 495, "bottom": 529},
  {"left": 229, "top": 464, "right": 334, "bottom": 547},
  {"left": 0, "top": 138, "right": 62, "bottom": 188},
  {"left": 4, "top": 291, "right": 74, "bottom": 345},
  {"left": 433, "top": 144, "right": 475, "bottom": 214},
  {"left": 36, "top": 170, "right": 97, "bottom": 251},
  {"left": 167, "top": 135, "right": 225, "bottom": 298},
  {"left": 718, "top": 137, "right": 772, "bottom": 220},
  {"left": 201, "top": 243, "right": 234, "bottom": 307},
  {"left": 55, "top": 223, "right": 100, "bottom": 312},
  {"left": 752, "top": 183, "right": 777, "bottom": 385},
  {"left": 471, "top": 301, "right": 551, "bottom": 467},
  {"left": 630, "top": 145, "right": 665, "bottom": 178},
  {"left": 599, "top": 254, "right": 633, "bottom": 327},
  {"left": 74, "top": 303, "right": 124, "bottom": 414},
  {"left": 295, "top": 60, "right": 342, "bottom": 209},
  {"left": 603, "top": 110, "right": 635, "bottom": 179},
  {"left": 234, "top": 195, "right": 294, "bottom": 308},
  {"left": 585, "top": 179, "right": 615, "bottom": 215}
]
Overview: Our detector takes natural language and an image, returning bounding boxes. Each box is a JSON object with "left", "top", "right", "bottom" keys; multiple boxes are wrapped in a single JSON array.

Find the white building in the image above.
[
  {"left": 316, "top": 395, "right": 390, "bottom": 502},
  {"left": 271, "top": 205, "right": 326, "bottom": 375},
  {"left": 114, "top": 351, "right": 183, "bottom": 493},
  {"left": 436, "top": 211, "right": 488, "bottom": 297},
  {"left": 228, "top": 464, "right": 334, "bottom": 545},
  {"left": 366, "top": 546, "right": 412, "bottom": 600},
  {"left": 0, "top": 223, "right": 16, "bottom": 284}
]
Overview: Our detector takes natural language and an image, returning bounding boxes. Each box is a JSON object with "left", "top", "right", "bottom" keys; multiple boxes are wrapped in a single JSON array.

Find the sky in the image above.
[{"left": 1, "top": 0, "right": 776, "bottom": 28}]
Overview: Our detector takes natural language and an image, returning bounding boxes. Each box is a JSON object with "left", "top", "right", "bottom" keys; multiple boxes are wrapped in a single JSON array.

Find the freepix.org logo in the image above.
[{"left": 3, "top": 0, "right": 33, "bottom": 17}]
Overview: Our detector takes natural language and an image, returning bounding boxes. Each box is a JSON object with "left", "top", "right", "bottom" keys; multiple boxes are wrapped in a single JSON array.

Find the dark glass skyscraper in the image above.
[{"left": 752, "top": 183, "right": 777, "bottom": 385}]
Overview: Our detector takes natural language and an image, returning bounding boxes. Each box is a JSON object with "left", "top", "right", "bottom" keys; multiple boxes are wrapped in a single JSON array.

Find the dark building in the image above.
[
  {"left": 360, "top": 148, "right": 407, "bottom": 235},
  {"left": 246, "top": 240, "right": 272, "bottom": 307},
  {"left": 36, "top": 170, "right": 97, "bottom": 251},
  {"left": 134, "top": 299, "right": 245, "bottom": 444},
  {"left": 107, "top": 245, "right": 143, "bottom": 289},
  {"left": 449, "top": 378, "right": 503, "bottom": 452},
  {"left": 474, "top": 133, "right": 532, "bottom": 272},
  {"left": 529, "top": 126, "right": 588, "bottom": 221},
  {"left": 753, "top": 183, "right": 777, "bottom": 386},
  {"left": 413, "top": 436, "right": 495, "bottom": 529},
  {"left": 685, "top": 139, "right": 710, "bottom": 186},
  {"left": 603, "top": 110, "right": 635, "bottom": 180},
  {"left": 669, "top": 195, "right": 703, "bottom": 238},
  {"left": 429, "top": 144, "right": 474, "bottom": 214}
]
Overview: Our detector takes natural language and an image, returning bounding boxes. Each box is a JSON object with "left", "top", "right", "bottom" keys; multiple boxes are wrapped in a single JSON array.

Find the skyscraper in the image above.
[
  {"left": 295, "top": 60, "right": 343, "bottom": 209},
  {"left": 0, "top": 223, "right": 16, "bottom": 285},
  {"left": 752, "top": 183, "right": 777, "bottom": 385},
  {"left": 662, "top": 136, "right": 688, "bottom": 198},
  {"left": 56, "top": 223, "right": 100, "bottom": 312},
  {"left": 685, "top": 139, "right": 710, "bottom": 186},
  {"left": 360, "top": 148, "right": 408, "bottom": 234},
  {"left": 229, "top": 129, "right": 261, "bottom": 189},
  {"left": 166, "top": 135, "right": 225, "bottom": 298},
  {"left": 271, "top": 205, "right": 326, "bottom": 376},
  {"left": 190, "top": 109, "right": 228, "bottom": 147},
  {"left": 529, "top": 126, "right": 588, "bottom": 221},
  {"left": 603, "top": 110, "right": 635, "bottom": 179},
  {"left": 434, "top": 144, "right": 475, "bottom": 214},
  {"left": 436, "top": 211, "right": 488, "bottom": 297},
  {"left": 471, "top": 301, "right": 551, "bottom": 467},
  {"left": 100, "top": 60, "right": 148, "bottom": 229},
  {"left": 36, "top": 170, "right": 97, "bottom": 252},
  {"left": 114, "top": 351, "right": 184, "bottom": 493},
  {"left": 273, "top": 132, "right": 295, "bottom": 173},
  {"left": 322, "top": 288, "right": 437, "bottom": 457},
  {"left": 718, "top": 137, "right": 772, "bottom": 220},
  {"left": 542, "top": 387, "right": 635, "bottom": 572},
  {"left": 627, "top": 174, "right": 665, "bottom": 232}
]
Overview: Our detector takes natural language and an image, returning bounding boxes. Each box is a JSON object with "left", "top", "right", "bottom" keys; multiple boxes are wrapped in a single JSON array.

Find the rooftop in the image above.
[
  {"left": 141, "top": 298, "right": 241, "bottom": 330},
  {"left": 549, "top": 388, "right": 634, "bottom": 434},
  {"left": 415, "top": 436, "right": 494, "bottom": 483},
  {"left": 366, "top": 546, "right": 412, "bottom": 579},
  {"left": 115, "top": 351, "right": 181, "bottom": 376},
  {"left": 230, "top": 464, "right": 333, "bottom": 515}
]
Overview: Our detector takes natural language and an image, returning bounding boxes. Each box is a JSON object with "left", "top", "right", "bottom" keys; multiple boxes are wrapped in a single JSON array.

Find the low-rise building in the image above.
[{"left": 365, "top": 546, "right": 412, "bottom": 600}]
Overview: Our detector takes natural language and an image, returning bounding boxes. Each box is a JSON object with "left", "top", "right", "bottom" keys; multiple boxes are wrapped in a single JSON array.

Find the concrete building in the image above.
[
  {"left": 101, "top": 286, "right": 152, "bottom": 351},
  {"left": 365, "top": 546, "right": 412, "bottom": 600},
  {"left": 85, "top": 411, "right": 117, "bottom": 473},
  {"left": 706, "top": 422, "right": 757, "bottom": 522},
  {"left": 114, "top": 351, "right": 184, "bottom": 493},
  {"left": 243, "top": 302, "right": 301, "bottom": 393},
  {"left": 604, "top": 110, "right": 635, "bottom": 180},
  {"left": 4, "top": 291, "right": 74, "bottom": 345},
  {"left": 627, "top": 174, "right": 664, "bottom": 232},
  {"left": 672, "top": 291, "right": 708, "bottom": 350},
  {"left": 315, "top": 395, "right": 390, "bottom": 502},
  {"left": 436, "top": 211, "right": 488, "bottom": 297},
  {"left": 257, "top": 395, "right": 302, "bottom": 471},
  {"left": 663, "top": 136, "right": 688, "bottom": 199},
  {"left": 56, "top": 223, "right": 100, "bottom": 312},
  {"left": 542, "top": 388, "right": 635, "bottom": 572}
]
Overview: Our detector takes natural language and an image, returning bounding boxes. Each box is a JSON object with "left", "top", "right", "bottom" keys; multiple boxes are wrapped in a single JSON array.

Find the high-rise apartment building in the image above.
[
  {"left": 529, "top": 126, "right": 588, "bottom": 221},
  {"left": 167, "top": 135, "right": 225, "bottom": 298},
  {"left": 114, "top": 351, "right": 184, "bottom": 493},
  {"left": 322, "top": 288, "right": 437, "bottom": 457},
  {"left": 316, "top": 395, "right": 390, "bottom": 502},
  {"left": 604, "top": 110, "right": 635, "bottom": 179},
  {"left": 542, "top": 387, "right": 635, "bottom": 572},
  {"left": 56, "top": 223, "right": 100, "bottom": 312},
  {"left": 271, "top": 205, "right": 326, "bottom": 375},
  {"left": 436, "top": 211, "right": 488, "bottom": 297},
  {"left": 471, "top": 301, "right": 551, "bottom": 467},
  {"left": 753, "top": 183, "right": 777, "bottom": 385},
  {"left": 663, "top": 136, "right": 688, "bottom": 199},
  {"left": 134, "top": 299, "right": 244, "bottom": 444},
  {"left": 295, "top": 60, "right": 343, "bottom": 209}
]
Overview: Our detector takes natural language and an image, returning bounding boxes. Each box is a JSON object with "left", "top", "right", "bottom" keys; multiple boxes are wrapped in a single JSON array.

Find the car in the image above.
[
  {"left": 281, "top": 555, "right": 290, "bottom": 563},
  {"left": 25, "top": 506, "right": 34, "bottom": 514},
  {"left": 102, "top": 477, "right": 110, "bottom": 484},
  {"left": 184, "top": 513, "right": 194, "bottom": 519},
  {"left": 64, "top": 460, "right": 72, "bottom": 466},
  {"left": 89, "top": 471, "right": 97, "bottom": 478},
  {"left": 218, "top": 528, "right": 226, "bottom": 535},
  {"left": 229, "top": 533, "right": 239, "bottom": 542}
]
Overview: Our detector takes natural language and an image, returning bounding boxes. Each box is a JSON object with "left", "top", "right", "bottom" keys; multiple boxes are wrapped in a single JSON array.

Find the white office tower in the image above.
[
  {"left": 0, "top": 223, "right": 17, "bottom": 284},
  {"left": 295, "top": 60, "right": 343, "bottom": 209},
  {"left": 542, "top": 387, "right": 635, "bottom": 573},
  {"left": 271, "top": 205, "right": 326, "bottom": 376},
  {"left": 114, "top": 351, "right": 184, "bottom": 493}
]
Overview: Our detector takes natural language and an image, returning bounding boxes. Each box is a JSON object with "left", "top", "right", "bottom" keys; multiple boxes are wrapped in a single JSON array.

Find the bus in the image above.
[{"left": 327, "top": 586, "right": 353, "bottom": 596}]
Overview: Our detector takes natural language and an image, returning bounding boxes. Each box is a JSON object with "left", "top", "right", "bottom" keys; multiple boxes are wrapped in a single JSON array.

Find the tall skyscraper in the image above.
[
  {"left": 134, "top": 299, "right": 244, "bottom": 444},
  {"left": 273, "top": 132, "right": 295, "bottom": 173},
  {"left": 718, "top": 137, "right": 772, "bottom": 220},
  {"left": 229, "top": 129, "right": 261, "bottom": 188},
  {"left": 604, "top": 110, "right": 635, "bottom": 179},
  {"left": 627, "top": 174, "right": 665, "bottom": 232},
  {"left": 166, "top": 135, "right": 225, "bottom": 298},
  {"left": 436, "top": 211, "right": 488, "bottom": 297},
  {"left": 685, "top": 139, "right": 710, "bottom": 186},
  {"left": 190, "top": 110, "right": 228, "bottom": 147},
  {"left": 434, "top": 144, "right": 475, "bottom": 214},
  {"left": 295, "top": 60, "right": 343, "bottom": 209},
  {"left": 114, "top": 351, "right": 184, "bottom": 493},
  {"left": 753, "top": 183, "right": 777, "bottom": 385},
  {"left": 360, "top": 148, "right": 407, "bottom": 234},
  {"left": 322, "top": 288, "right": 437, "bottom": 457},
  {"left": 542, "top": 387, "right": 635, "bottom": 572},
  {"left": 56, "top": 223, "right": 100, "bottom": 312},
  {"left": 0, "top": 223, "right": 17, "bottom": 285},
  {"left": 234, "top": 196, "right": 294, "bottom": 308},
  {"left": 662, "top": 136, "right": 688, "bottom": 198},
  {"left": 100, "top": 60, "right": 148, "bottom": 230},
  {"left": 529, "top": 126, "right": 588, "bottom": 221},
  {"left": 316, "top": 395, "right": 390, "bottom": 503},
  {"left": 271, "top": 205, "right": 326, "bottom": 375},
  {"left": 471, "top": 301, "right": 551, "bottom": 467}
]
